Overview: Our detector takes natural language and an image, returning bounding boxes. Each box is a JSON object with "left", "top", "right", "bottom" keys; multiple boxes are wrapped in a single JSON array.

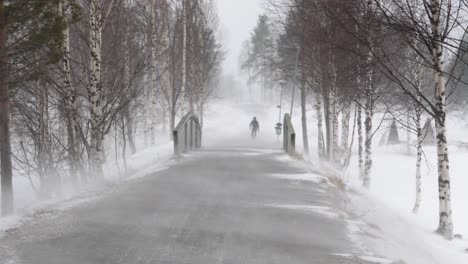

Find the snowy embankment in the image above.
[
  {"left": 343, "top": 146, "right": 468, "bottom": 264},
  {"left": 270, "top": 103, "right": 468, "bottom": 263},
  {"left": 339, "top": 112, "right": 468, "bottom": 263},
  {"left": 0, "top": 140, "right": 174, "bottom": 236}
]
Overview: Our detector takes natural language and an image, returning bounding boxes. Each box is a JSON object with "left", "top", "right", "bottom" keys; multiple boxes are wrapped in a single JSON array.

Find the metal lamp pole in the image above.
[
  {"left": 278, "top": 80, "right": 285, "bottom": 123},
  {"left": 290, "top": 46, "right": 300, "bottom": 118}
]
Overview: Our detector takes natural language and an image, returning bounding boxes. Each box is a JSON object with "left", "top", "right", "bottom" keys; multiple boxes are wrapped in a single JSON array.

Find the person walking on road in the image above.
[{"left": 250, "top": 117, "right": 260, "bottom": 138}]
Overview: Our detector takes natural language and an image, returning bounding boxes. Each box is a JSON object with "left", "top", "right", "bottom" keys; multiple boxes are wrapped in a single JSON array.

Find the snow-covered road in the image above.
[{"left": 0, "top": 148, "right": 383, "bottom": 264}]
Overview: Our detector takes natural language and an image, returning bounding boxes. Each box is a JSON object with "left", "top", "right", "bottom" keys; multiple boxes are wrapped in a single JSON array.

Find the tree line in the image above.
[
  {"left": 242, "top": 0, "right": 468, "bottom": 240},
  {"left": 0, "top": 0, "right": 223, "bottom": 216}
]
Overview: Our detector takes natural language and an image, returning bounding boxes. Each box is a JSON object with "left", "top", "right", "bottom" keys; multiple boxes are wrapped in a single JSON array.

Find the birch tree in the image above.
[
  {"left": 180, "top": 0, "right": 187, "bottom": 113},
  {"left": 0, "top": 0, "right": 12, "bottom": 216},
  {"left": 371, "top": 0, "right": 468, "bottom": 238},
  {"left": 429, "top": 0, "right": 453, "bottom": 238},
  {"left": 88, "top": 0, "right": 104, "bottom": 177},
  {"left": 362, "top": 0, "right": 375, "bottom": 188},
  {"left": 60, "top": 0, "right": 80, "bottom": 184}
]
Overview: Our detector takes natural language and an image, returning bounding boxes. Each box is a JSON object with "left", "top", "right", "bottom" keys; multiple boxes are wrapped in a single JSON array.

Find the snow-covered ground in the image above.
[
  {"left": 0, "top": 135, "right": 174, "bottom": 236},
  {"left": 204, "top": 100, "right": 468, "bottom": 262},
  {"left": 2, "top": 98, "right": 468, "bottom": 263},
  {"left": 284, "top": 103, "right": 468, "bottom": 263},
  {"left": 212, "top": 97, "right": 468, "bottom": 263},
  {"left": 342, "top": 145, "right": 468, "bottom": 264}
]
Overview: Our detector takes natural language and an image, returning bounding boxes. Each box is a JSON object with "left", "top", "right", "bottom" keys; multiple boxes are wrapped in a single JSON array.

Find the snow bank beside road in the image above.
[
  {"left": 346, "top": 146, "right": 468, "bottom": 264},
  {"left": 347, "top": 185, "right": 468, "bottom": 264},
  {"left": 0, "top": 141, "right": 174, "bottom": 236}
]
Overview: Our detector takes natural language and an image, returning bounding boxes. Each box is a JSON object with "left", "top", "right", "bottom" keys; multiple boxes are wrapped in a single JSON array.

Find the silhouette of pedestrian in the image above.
[{"left": 250, "top": 117, "right": 259, "bottom": 138}]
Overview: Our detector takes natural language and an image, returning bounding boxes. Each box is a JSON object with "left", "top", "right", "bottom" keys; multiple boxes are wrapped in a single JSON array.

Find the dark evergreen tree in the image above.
[
  {"left": 1, "top": 0, "right": 78, "bottom": 215},
  {"left": 241, "top": 15, "right": 276, "bottom": 100}
]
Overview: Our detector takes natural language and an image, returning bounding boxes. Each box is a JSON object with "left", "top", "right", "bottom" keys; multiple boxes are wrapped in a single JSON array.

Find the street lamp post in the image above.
[
  {"left": 290, "top": 46, "right": 300, "bottom": 118},
  {"left": 275, "top": 80, "right": 286, "bottom": 140}
]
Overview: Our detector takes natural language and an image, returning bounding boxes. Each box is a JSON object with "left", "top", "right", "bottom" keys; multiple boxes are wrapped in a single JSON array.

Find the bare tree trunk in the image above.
[
  {"left": 363, "top": 88, "right": 373, "bottom": 188},
  {"left": 38, "top": 78, "right": 52, "bottom": 196},
  {"left": 357, "top": 104, "right": 364, "bottom": 180},
  {"left": 0, "top": 0, "right": 13, "bottom": 216},
  {"left": 409, "top": 57, "right": 424, "bottom": 213},
  {"left": 431, "top": 0, "right": 453, "bottom": 239},
  {"left": 161, "top": 0, "right": 171, "bottom": 138},
  {"left": 88, "top": 0, "right": 104, "bottom": 178},
  {"left": 121, "top": 115, "right": 128, "bottom": 177},
  {"left": 323, "top": 90, "right": 331, "bottom": 160},
  {"left": 363, "top": 0, "right": 374, "bottom": 188},
  {"left": 162, "top": 106, "right": 168, "bottom": 134},
  {"left": 329, "top": 55, "right": 338, "bottom": 162},
  {"left": 150, "top": 0, "right": 158, "bottom": 145},
  {"left": 180, "top": 0, "right": 187, "bottom": 114},
  {"left": 300, "top": 70, "right": 309, "bottom": 155},
  {"left": 406, "top": 108, "right": 412, "bottom": 154},
  {"left": 315, "top": 93, "right": 325, "bottom": 159},
  {"left": 113, "top": 122, "right": 122, "bottom": 179},
  {"left": 60, "top": 1, "right": 79, "bottom": 185},
  {"left": 200, "top": 102, "right": 204, "bottom": 128},
  {"left": 122, "top": 5, "right": 136, "bottom": 155},
  {"left": 124, "top": 107, "right": 136, "bottom": 154},
  {"left": 413, "top": 93, "right": 423, "bottom": 214},
  {"left": 341, "top": 101, "right": 351, "bottom": 150},
  {"left": 143, "top": 2, "right": 153, "bottom": 148},
  {"left": 143, "top": 68, "right": 149, "bottom": 145}
]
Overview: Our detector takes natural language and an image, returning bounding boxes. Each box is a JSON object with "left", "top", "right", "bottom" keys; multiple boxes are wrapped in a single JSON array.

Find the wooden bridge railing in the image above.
[
  {"left": 283, "top": 113, "right": 296, "bottom": 155},
  {"left": 173, "top": 112, "right": 202, "bottom": 155}
]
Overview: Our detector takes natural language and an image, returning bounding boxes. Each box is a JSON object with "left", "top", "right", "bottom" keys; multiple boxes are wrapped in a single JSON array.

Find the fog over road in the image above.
[{"left": 0, "top": 145, "right": 383, "bottom": 264}]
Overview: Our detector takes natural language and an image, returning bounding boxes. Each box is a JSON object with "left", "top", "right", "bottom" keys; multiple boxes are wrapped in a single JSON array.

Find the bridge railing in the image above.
[
  {"left": 173, "top": 112, "right": 202, "bottom": 155},
  {"left": 283, "top": 113, "right": 296, "bottom": 155}
]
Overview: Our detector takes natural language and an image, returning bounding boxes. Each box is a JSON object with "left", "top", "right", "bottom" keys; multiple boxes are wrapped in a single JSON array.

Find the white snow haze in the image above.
[
  {"left": 2, "top": 1, "right": 468, "bottom": 264},
  {"left": 217, "top": 0, "right": 263, "bottom": 75}
]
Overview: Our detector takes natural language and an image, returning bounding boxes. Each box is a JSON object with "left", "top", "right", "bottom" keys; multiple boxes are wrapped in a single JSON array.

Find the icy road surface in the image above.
[{"left": 0, "top": 149, "right": 381, "bottom": 264}]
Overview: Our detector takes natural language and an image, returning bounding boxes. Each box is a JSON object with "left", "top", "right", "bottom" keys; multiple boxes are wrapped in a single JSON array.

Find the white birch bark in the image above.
[
  {"left": 143, "top": 67, "right": 149, "bottom": 145},
  {"left": 38, "top": 79, "right": 48, "bottom": 195},
  {"left": 354, "top": 19, "right": 364, "bottom": 180},
  {"left": 430, "top": 0, "right": 453, "bottom": 239},
  {"left": 409, "top": 53, "right": 424, "bottom": 213},
  {"left": 341, "top": 101, "right": 351, "bottom": 152},
  {"left": 189, "top": 1, "right": 197, "bottom": 113},
  {"left": 315, "top": 93, "right": 325, "bottom": 159},
  {"left": 161, "top": 0, "right": 172, "bottom": 137},
  {"left": 363, "top": 0, "right": 374, "bottom": 188},
  {"left": 60, "top": 0, "right": 79, "bottom": 183},
  {"left": 357, "top": 104, "right": 364, "bottom": 179},
  {"left": 142, "top": 3, "right": 150, "bottom": 146},
  {"left": 180, "top": 0, "right": 187, "bottom": 114},
  {"left": 406, "top": 109, "right": 412, "bottom": 154},
  {"left": 123, "top": 2, "right": 136, "bottom": 154},
  {"left": 413, "top": 80, "right": 423, "bottom": 214},
  {"left": 329, "top": 55, "right": 339, "bottom": 162},
  {"left": 300, "top": 70, "right": 309, "bottom": 155},
  {"left": 88, "top": 0, "right": 104, "bottom": 177},
  {"left": 150, "top": 0, "right": 158, "bottom": 145}
]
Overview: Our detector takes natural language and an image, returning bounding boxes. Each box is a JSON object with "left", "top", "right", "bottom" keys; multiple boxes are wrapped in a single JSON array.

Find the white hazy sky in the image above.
[{"left": 216, "top": 0, "right": 263, "bottom": 75}]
